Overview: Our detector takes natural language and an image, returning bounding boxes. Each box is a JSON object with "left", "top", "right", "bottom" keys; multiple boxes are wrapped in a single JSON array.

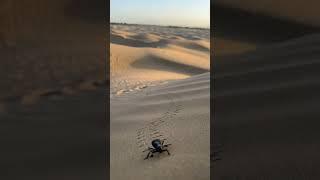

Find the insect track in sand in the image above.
[{"left": 135, "top": 92, "right": 183, "bottom": 153}]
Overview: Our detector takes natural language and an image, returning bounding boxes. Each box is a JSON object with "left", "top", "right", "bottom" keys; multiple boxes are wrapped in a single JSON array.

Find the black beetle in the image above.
[{"left": 143, "top": 139, "right": 171, "bottom": 160}]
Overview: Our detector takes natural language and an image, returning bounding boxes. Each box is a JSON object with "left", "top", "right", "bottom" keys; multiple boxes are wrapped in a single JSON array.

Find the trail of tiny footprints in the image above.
[{"left": 136, "top": 92, "right": 183, "bottom": 154}]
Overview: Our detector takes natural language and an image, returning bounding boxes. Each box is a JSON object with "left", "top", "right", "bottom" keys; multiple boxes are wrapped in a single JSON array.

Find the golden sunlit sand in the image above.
[{"left": 110, "top": 24, "right": 210, "bottom": 180}]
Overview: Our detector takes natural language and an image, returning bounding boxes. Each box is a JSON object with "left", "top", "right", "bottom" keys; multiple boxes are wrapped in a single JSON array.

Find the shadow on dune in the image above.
[
  {"left": 131, "top": 54, "right": 208, "bottom": 76},
  {"left": 176, "top": 41, "right": 210, "bottom": 53},
  {"left": 110, "top": 34, "right": 168, "bottom": 48}
]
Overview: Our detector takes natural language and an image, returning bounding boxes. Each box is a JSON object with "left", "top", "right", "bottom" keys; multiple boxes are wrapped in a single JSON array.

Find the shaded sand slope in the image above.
[
  {"left": 111, "top": 72, "right": 210, "bottom": 180},
  {"left": 110, "top": 24, "right": 210, "bottom": 96},
  {"left": 213, "top": 34, "right": 320, "bottom": 179}
]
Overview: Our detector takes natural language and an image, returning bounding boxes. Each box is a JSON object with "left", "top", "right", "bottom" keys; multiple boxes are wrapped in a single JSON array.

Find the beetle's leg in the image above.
[
  {"left": 161, "top": 139, "right": 167, "bottom": 145},
  {"left": 165, "top": 149, "right": 170, "bottom": 155},
  {"left": 142, "top": 147, "right": 152, "bottom": 152},
  {"left": 144, "top": 151, "right": 151, "bottom": 160},
  {"left": 149, "top": 149, "right": 157, "bottom": 158}
]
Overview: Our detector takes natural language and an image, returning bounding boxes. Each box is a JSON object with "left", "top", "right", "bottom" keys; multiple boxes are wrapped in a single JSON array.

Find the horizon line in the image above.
[{"left": 110, "top": 21, "right": 210, "bottom": 30}]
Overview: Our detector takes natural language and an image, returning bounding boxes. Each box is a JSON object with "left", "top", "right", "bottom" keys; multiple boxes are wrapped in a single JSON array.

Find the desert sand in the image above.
[{"left": 110, "top": 24, "right": 210, "bottom": 180}]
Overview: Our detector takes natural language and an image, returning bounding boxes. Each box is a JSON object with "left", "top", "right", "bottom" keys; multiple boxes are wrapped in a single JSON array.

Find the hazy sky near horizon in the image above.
[{"left": 111, "top": 0, "right": 210, "bottom": 28}]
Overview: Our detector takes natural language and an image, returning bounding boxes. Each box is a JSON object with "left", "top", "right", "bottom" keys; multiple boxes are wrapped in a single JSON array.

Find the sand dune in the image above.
[
  {"left": 213, "top": 33, "right": 320, "bottom": 179},
  {"left": 110, "top": 24, "right": 210, "bottom": 179},
  {"left": 110, "top": 24, "right": 210, "bottom": 97}
]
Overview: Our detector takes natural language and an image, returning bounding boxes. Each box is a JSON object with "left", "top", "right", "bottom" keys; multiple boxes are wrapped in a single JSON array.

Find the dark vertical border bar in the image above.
[
  {"left": 0, "top": 1, "right": 108, "bottom": 179},
  {"left": 105, "top": 0, "right": 110, "bottom": 179},
  {"left": 211, "top": 1, "right": 320, "bottom": 179},
  {"left": 210, "top": 0, "right": 214, "bottom": 179}
]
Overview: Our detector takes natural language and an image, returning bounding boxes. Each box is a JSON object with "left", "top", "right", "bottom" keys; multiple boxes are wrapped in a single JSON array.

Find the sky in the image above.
[{"left": 110, "top": 0, "right": 210, "bottom": 28}]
